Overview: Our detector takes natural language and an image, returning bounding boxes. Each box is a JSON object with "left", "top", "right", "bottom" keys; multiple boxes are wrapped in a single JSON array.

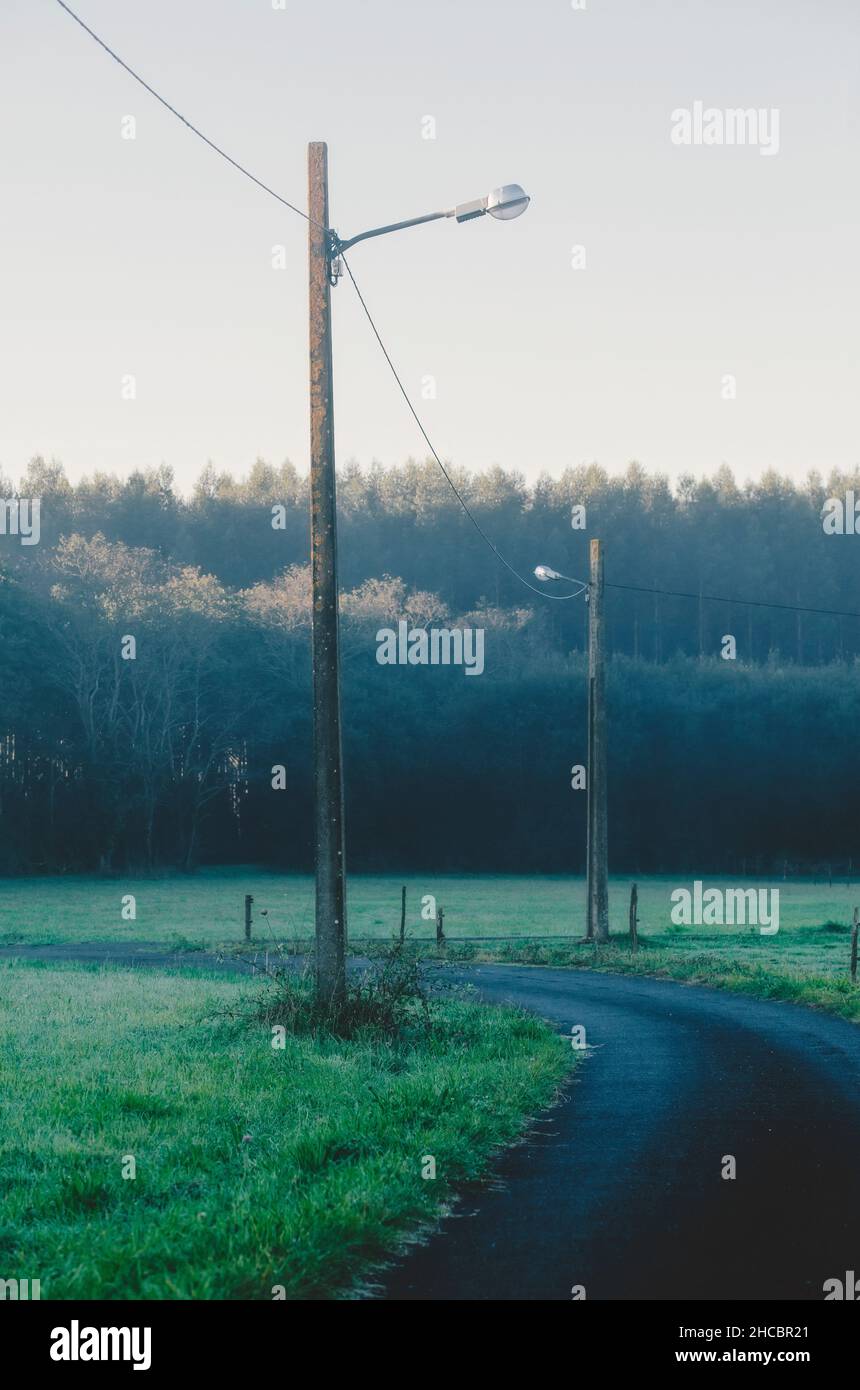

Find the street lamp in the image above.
[
  {"left": 486, "top": 185, "right": 531, "bottom": 220},
  {"left": 329, "top": 183, "right": 530, "bottom": 275},
  {"left": 308, "top": 145, "right": 529, "bottom": 1008},
  {"left": 534, "top": 565, "right": 588, "bottom": 595},
  {"left": 536, "top": 546, "right": 608, "bottom": 944}
]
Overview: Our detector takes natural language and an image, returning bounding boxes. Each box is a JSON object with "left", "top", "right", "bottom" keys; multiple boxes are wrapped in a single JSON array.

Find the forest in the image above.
[{"left": 0, "top": 455, "right": 858, "bottom": 874}]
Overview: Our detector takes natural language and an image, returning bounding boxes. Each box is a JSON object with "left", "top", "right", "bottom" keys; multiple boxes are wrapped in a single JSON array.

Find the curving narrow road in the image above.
[
  {"left": 4, "top": 944, "right": 860, "bottom": 1300},
  {"left": 382, "top": 964, "right": 860, "bottom": 1302}
]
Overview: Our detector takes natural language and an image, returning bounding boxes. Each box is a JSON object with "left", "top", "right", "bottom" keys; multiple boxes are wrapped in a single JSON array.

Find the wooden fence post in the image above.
[
  {"left": 244, "top": 894, "right": 253, "bottom": 942},
  {"left": 400, "top": 885, "right": 406, "bottom": 945},
  {"left": 436, "top": 906, "right": 446, "bottom": 948},
  {"left": 851, "top": 907, "right": 858, "bottom": 984},
  {"left": 629, "top": 883, "right": 638, "bottom": 953}
]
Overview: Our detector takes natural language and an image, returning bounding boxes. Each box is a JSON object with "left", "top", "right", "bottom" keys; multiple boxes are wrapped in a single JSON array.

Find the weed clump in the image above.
[{"left": 233, "top": 944, "right": 430, "bottom": 1042}]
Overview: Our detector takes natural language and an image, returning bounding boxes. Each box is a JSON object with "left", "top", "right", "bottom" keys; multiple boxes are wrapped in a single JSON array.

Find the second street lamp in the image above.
[
  {"left": 535, "top": 548, "right": 609, "bottom": 943},
  {"left": 534, "top": 565, "right": 579, "bottom": 587},
  {"left": 307, "top": 143, "right": 530, "bottom": 1008}
]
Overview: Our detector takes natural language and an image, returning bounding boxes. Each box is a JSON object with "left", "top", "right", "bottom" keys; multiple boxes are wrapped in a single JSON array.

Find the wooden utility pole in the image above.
[
  {"left": 308, "top": 142, "right": 347, "bottom": 1008},
  {"left": 244, "top": 894, "right": 253, "bottom": 942},
  {"left": 586, "top": 662, "right": 594, "bottom": 939},
  {"left": 587, "top": 539, "right": 609, "bottom": 942},
  {"left": 399, "top": 885, "right": 407, "bottom": 945}
]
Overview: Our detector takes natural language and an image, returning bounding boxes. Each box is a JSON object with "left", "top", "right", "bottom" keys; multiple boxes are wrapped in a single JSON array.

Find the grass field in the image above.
[
  {"left": 1, "top": 868, "right": 858, "bottom": 980},
  {"left": 2, "top": 869, "right": 857, "bottom": 1298},
  {"left": 0, "top": 960, "right": 569, "bottom": 1299}
]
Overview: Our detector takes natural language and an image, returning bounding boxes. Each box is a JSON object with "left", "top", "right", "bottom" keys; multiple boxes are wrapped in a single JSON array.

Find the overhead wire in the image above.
[
  {"left": 604, "top": 581, "right": 860, "bottom": 623},
  {"left": 53, "top": 0, "right": 324, "bottom": 228},
  {"left": 53, "top": 0, "right": 581, "bottom": 603},
  {"left": 341, "top": 255, "right": 586, "bottom": 602},
  {"left": 53, "top": 1, "right": 855, "bottom": 625}
]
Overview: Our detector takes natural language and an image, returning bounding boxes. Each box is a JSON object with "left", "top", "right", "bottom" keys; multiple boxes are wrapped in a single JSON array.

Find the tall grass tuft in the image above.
[{"left": 225, "top": 942, "right": 431, "bottom": 1041}]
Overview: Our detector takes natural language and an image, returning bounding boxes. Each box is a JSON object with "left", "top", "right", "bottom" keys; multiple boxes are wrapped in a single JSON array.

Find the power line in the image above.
[
  {"left": 53, "top": 0, "right": 323, "bottom": 228},
  {"left": 334, "top": 255, "right": 860, "bottom": 623},
  {"left": 605, "top": 581, "right": 860, "bottom": 623},
  {"left": 53, "top": 1, "right": 581, "bottom": 603},
  {"left": 341, "top": 257, "right": 854, "bottom": 624},
  {"left": 341, "top": 255, "right": 586, "bottom": 603},
  {"left": 50, "top": 2, "right": 858, "bottom": 629}
]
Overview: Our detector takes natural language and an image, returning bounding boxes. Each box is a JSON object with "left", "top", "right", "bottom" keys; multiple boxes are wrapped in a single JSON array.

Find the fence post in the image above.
[
  {"left": 851, "top": 908, "right": 858, "bottom": 984},
  {"left": 400, "top": 885, "right": 406, "bottom": 945},
  {"left": 436, "top": 906, "right": 446, "bottom": 948},
  {"left": 244, "top": 894, "right": 253, "bottom": 942},
  {"left": 629, "top": 883, "right": 638, "bottom": 952}
]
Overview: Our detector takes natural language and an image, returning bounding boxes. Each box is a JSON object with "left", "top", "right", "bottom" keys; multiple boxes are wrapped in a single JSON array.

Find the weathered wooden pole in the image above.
[
  {"left": 436, "top": 906, "right": 446, "bottom": 948},
  {"left": 244, "top": 894, "right": 253, "bottom": 942},
  {"left": 587, "top": 539, "right": 609, "bottom": 942},
  {"left": 308, "top": 142, "right": 347, "bottom": 1009},
  {"left": 851, "top": 907, "right": 858, "bottom": 984},
  {"left": 585, "top": 670, "right": 594, "bottom": 940},
  {"left": 400, "top": 885, "right": 406, "bottom": 944},
  {"left": 629, "top": 883, "right": 638, "bottom": 953}
]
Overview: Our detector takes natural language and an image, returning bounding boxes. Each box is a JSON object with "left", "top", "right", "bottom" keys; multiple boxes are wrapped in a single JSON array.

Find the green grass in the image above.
[
  {"left": 1, "top": 867, "right": 858, "bottom": 942},
  {"left": 1, "top": 867, "right": 857, "bottom": 978},
  {"left": 0, "top": 961, "right": 570, "bottom": 1300},
  {"left": 439, "top": 938, "right": 860, "bottom": 1023},
  {"left": 3, "top": 867, "right": 858, "bottom": 1028}
]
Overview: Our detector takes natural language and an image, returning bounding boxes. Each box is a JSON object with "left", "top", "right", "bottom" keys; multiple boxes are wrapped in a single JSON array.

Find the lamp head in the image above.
[
  {"left": 453, "top": 184, "right": 530, "bottom": 223},
  {"left": 486, "top": 184, "right": 530, "bottom": 220}
]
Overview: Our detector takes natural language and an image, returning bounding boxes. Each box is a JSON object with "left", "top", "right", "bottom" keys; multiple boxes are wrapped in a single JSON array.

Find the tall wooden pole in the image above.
[
  {"left": 585, "top": 668, "right": 595, "bottom": 940},
  {"left": 308, "top": 142, "right": 347, "bottom": 1007},
  {"left": 587, "top": 539, "right": 609, "bottom": 941}
]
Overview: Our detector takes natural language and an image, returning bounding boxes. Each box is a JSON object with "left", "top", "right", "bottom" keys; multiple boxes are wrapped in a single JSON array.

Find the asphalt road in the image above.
[
  {"left": 5, "top": 943, "right": 859, "bottom": 1301},
  {"left": 380, "top": 963, "right": 860, "bottom": 1301}
]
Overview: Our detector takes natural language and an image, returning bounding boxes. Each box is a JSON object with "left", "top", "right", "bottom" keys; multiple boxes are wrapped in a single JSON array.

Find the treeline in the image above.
[
  {"left": 0, "top": 483, "right": 858, "bottom": 872},
  {"left": 4, "top": 455, "right": 860, "bottom": 665}
]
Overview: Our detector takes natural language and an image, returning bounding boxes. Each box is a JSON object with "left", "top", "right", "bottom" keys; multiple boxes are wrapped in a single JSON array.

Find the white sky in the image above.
[{"left": 1, "top": 0, "right": 857, "bottom": 492}]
